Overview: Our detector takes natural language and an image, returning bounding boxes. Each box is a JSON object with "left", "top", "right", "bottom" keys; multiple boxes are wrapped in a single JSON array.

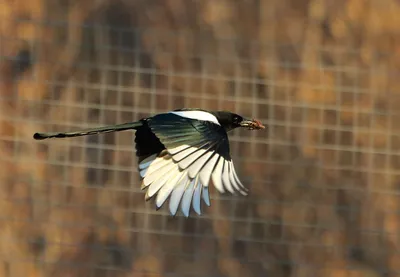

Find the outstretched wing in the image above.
[{"left": 137, "top": 113, "right": 248, "bottom": 217}]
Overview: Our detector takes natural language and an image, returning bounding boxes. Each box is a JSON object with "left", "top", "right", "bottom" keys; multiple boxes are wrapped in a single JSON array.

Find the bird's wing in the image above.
[{"left": 137, "top": 113, "right": 248, "bottom": 217}]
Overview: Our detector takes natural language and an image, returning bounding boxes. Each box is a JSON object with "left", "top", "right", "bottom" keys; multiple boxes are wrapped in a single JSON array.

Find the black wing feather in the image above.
[{"left": 147, "top": 113, "right": 231, "bottom": 161}]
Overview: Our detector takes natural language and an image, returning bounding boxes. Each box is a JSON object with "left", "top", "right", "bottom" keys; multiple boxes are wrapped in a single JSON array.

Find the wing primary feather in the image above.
[
  {"left": 155, "top": 171, "right": 185, "bottom": 209},
  {"left": 142, "top": 158, "right": 171, "bottom": 183},
  {"left": 199, "top": 153, "right": 219, "bottom": 186},
  {"left": 142, "top": 160, "right": 175, "bottom": 188},
  {"left": 228, "top": 161, "right": 247, "bottom": 195},
  {"left": 188, "top": 151, "right": 214, "bottom": 179},
  {"left": 181, "top": 178, "right": 196, "bottom": 217},
  {"left": 211, "top": 157, "right": 225, "bottom": 193},
  {"left": 168, "top": 144, "right": 192, "bottom": 155},
  {"left": 139, "top": 155, "right": 169, "bottom": 177},
  {"left": 173, "top": 147, "right": 199, "bottom": 162},
  {"left": 202, "top": 186, "right": 210, "bottom": 206},
  {"left": 172, "top": 141, "right": 208, "bottom": 162},
  {"left": 178, "top": 140, "right": 218, "bottom": 171},
  {"left": 192, "top": 177, "right": 202, "bottom": 215},
  {"left": 231, "top": 162, "right": 249, "bottom": 192},
  {"left": 178, "top": 148, "right": 208, "bottom": 170},
  {"left": 169, "top": 175, "right": 189, "bottom": 216},
  {"left": 140, "top": 155, "right": 171, "bottom": 177},
  {"left": 222, "top": 160, "right": 235, "bottom": 194},
  {"left": 146, "top": 164, "right": 179, "bottom": 199}
]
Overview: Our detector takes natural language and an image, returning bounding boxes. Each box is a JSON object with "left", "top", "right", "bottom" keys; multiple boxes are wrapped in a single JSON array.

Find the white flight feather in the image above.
[
  {"left": 140, "top": 155, "right": 170, "bottom": 177},
  {"left": 181, "top": 178, "right": 196, "bottom": 217},
  {"left": 142, "top": 156, "right": 172, "bottom": 180},
  {"left": 199, "top": 154, "right": 219, "bottom": 186},
  {"left": 140, "top": 156, "right": 167, "bottom": 177},
  {"left": 169, "top": 175, "right": 189, "bottom": 215},
  {"left": 227, "top": 161, "right": 240, "bottom": 192},
  {"left": 202, "top": 186, "right": 210, "bottom": 206},
  {"left": 178, "top": 148, "right": 209, "bottom": 170},
  {"left": 168, "top": 144, "right": 191, "bottom": 155},
  {"left": 147, "top": 164, "right": 179, "bottom": 198},
  {"left": 231, "top": 162, "right": 247, "bottom": 191},
  {"left": 155, "top": 170, "right": 185, "bottom": 208},
  {"left": 211, "top": 158, "right": 225, "bottom": 193},
  {"left": 172, "top": 145, "right": 202, "bottom": 162},
  {"left": 192, "top": 178, "right": 202, "bottom": 215},
  {"left": 188, "top": 151, "right": 214, "bottom": 179},
  {"left": 143, "top": 160, "right": 175, "bottom": 187},
  {"left": 222, "top": 160, "right": 235, "bottom": 193}
]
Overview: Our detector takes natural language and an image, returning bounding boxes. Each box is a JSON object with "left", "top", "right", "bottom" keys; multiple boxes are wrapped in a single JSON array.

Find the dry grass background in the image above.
[{"left": 0, "top": 0, "right": 400, "bottom": 276}]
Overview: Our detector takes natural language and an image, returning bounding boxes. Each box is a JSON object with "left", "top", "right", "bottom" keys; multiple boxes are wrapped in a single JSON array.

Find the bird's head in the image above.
[{"left": 213, "top": 111, "right": 265, "bottom": 132}]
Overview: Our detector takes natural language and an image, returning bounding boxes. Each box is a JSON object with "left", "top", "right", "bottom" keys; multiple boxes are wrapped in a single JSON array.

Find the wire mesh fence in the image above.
[{"left": 1, "top": 0, "right": 400, "bottom": 276}]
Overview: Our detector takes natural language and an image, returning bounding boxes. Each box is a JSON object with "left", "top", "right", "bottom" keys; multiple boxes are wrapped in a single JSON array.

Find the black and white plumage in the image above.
[{"left": 33, "top": 108, "right": 265, "bottom": 217}]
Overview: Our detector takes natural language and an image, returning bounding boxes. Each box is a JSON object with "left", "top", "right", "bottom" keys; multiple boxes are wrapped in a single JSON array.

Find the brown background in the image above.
[{"left": 1, "top": 0, "right": 400, "bottom": 276}]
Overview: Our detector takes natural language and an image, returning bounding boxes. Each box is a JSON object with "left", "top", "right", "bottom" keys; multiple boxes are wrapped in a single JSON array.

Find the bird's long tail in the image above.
[{"left": 33, "top": 121, "right": 143, "bottom": 140}]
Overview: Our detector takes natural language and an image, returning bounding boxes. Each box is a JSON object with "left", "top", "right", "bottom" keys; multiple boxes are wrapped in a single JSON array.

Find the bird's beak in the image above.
[{"left": 240, "top": 119, "right": 265, "bottom": 130}]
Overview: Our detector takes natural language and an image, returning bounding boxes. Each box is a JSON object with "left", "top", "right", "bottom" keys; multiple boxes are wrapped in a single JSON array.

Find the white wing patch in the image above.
[
  {"left": 138, "top": 146, "right": 247, "bottom": 217},
  {"left": 169, "top": 111, "right": 220, "bottom": 125}
]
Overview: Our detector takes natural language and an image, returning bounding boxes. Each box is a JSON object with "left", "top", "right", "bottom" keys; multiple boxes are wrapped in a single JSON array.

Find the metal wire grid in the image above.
[{"left": 1, "top": 20, "right": 399, "bottom": 277}]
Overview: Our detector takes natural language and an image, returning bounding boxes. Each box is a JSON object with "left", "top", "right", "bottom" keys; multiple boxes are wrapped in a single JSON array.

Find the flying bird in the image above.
[{"left": 33, "top": 109, "right": 265, "bottom": 217}]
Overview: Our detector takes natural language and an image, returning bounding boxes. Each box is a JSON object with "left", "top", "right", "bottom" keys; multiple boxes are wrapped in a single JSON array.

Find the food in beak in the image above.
[{"left": 241, "top": 119, "right": 265, "bottom": 130}]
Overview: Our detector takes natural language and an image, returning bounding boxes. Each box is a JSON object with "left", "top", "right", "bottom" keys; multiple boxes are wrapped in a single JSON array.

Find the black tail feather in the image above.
[{"left": 33, "top": 121, "right": 143, "bottom": 140}]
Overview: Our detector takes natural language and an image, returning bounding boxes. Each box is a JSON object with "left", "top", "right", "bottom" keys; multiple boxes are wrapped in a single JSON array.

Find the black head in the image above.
[{"left": 211, "top": 111, "right": 265, "bottom": 132}]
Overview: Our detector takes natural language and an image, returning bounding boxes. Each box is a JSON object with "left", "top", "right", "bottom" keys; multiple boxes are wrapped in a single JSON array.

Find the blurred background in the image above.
[{"left": 1, "top": 0, "right": 400, "bottom": 276}]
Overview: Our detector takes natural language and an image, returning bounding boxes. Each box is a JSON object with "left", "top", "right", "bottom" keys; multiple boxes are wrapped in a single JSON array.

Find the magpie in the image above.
[{"left": 33, "top": 109, "right": 265, "bottom": 217}]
